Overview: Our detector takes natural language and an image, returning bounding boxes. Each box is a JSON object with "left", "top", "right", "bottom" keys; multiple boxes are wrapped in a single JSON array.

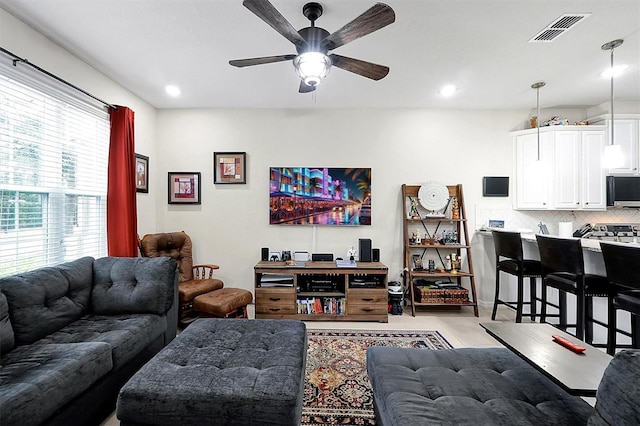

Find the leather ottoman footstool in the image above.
[
  {"left": 116, "top": 318, "right": 307, "bottom": 426},
  {"left": 193, "top": 288, "right": 253, "bottom": 318}
]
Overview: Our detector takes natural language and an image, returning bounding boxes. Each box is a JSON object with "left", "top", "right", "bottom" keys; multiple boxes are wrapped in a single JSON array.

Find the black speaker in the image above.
[
  {"left": 261, "top": 247, "right": 269, "bottom": 261},
  {"left": 359, "top": 238, "right": 372, "bottom": 262},
  {"left": 312, "top": 253, "right": 334, "bottom": 261},
  {"left": 372, "top": 248, "right": 380, "bottom": 262}
]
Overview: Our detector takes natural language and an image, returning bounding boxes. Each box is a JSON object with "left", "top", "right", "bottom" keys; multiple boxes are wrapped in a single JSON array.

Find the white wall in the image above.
[
  {"left": 155, "top": 108, "right": 527, "bottom": 291},
  {"left": 0, "top": 8, "right": 159, "bottom": 236}
]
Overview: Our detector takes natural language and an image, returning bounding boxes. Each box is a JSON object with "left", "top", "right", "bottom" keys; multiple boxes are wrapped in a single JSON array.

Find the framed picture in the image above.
[
  {"left": 168, "top": 172, "right": 201, "bottom": 204},
  {"left": 214, "top": 152, "right": 246, "bottom": 184},
  {"left": 135, "top": 153, "right": 149, "bottom": 193}
]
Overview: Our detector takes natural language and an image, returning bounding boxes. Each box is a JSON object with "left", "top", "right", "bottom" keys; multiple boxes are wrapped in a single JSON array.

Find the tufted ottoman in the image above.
[
  {"left": 367, "top": 347, "right": 595, "bottom": 425},
  {"left": 116, "top": 318, "right": 307, "bottom": 426}
]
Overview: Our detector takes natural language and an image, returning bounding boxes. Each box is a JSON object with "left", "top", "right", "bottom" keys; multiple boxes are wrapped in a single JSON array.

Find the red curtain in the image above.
[{"left": 107, "top": 106, "right": 138, "bottom": 257}]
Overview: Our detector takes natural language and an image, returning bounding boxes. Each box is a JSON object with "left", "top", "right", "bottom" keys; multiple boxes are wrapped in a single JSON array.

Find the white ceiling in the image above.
[{"left": 1, "top": 0, "right": 639, "bottom": 110}]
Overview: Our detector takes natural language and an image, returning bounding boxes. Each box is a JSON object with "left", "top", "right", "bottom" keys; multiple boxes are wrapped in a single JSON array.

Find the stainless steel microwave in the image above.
[{"left": 606, "top": 176, "right": 640, "bottom": 207}]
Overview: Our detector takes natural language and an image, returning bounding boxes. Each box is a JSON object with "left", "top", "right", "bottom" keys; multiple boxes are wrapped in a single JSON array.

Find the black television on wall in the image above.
[
  {"left": 269, "top": 167, "right": 371, "bottom": 226},
  {"left": 483, "top": 176, "right": 509, "bottom": 197}
]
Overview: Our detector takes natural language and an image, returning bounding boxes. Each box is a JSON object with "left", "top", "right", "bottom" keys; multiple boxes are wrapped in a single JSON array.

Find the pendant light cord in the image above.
[{"left": 609, "top": 46, "right": 615, "bottom": 146}]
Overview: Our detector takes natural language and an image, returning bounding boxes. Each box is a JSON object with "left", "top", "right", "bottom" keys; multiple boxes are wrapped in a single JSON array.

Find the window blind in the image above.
[{"left": 0, "top": 58, "right": 109, "bottom": 277}]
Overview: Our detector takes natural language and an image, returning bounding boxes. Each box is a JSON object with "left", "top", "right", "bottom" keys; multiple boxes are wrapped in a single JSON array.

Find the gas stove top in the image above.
[{"left": 583, "top": 223, "right": 640, "bottom": 242}]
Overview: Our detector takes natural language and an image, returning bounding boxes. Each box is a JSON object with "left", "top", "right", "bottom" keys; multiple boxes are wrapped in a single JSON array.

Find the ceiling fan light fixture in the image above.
[{"left": 294, "top": 52, "right": 332, "bottom": 87}]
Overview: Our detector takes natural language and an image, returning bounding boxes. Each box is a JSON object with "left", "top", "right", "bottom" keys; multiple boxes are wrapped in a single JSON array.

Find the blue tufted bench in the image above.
[
  {"left": 116, "top": 318, "right": 307, "bottom": 426},
  {"left": 367, "top": 346, "right": 640, "bottom": 425}
]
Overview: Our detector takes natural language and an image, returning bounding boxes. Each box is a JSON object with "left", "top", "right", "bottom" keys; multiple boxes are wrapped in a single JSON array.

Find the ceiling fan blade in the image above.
[
  {"left": 329, "top": 54, "right": 389, "bottom": 80},
  {"left": 321, "top": 3, "right": 395, "bottom": 51},
  {"left": 242, "top": 0, "right": 306, "bottom": 48},
  {"left": 229, "top": 54, "right": 296, "bottom": 67},
  {"left": 299, "top": 81, "right": 316, "bottom": 93}
]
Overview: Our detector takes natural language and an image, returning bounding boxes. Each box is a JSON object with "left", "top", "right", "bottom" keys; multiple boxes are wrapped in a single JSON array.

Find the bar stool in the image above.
[
  {"left": 600, "top": 242, "right": 640, "bottom": 355},
  {"left": 536, "top": 234, "right": 609, "bottom": 343},
  {"left": 491, "top": 230, "right": 542, "bottom": 322}
]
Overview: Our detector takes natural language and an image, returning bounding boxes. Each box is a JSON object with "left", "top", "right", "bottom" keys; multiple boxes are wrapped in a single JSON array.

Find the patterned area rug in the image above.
[{"left": 301, "top": 329, "right": 452, "bottom": 426}]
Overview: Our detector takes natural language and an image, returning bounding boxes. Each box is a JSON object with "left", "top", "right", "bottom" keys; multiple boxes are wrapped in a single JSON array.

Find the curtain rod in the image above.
[{"left": 0, "top": 46, "right": 118, "bottom": 111}]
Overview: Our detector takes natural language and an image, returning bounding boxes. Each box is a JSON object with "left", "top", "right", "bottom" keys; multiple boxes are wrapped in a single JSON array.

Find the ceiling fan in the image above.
[{"left": 229, "top": 0, "right": 396, "bottom": 93}]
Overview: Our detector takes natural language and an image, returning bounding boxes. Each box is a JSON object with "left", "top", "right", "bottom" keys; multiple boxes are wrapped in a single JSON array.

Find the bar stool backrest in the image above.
[
  {"left": 600, "top": 242, "right": 640, "bottom": 291},
  {"left": 535, "top": 234, "right": 584, "bottom": 277},
  {"left": 492, "top": 230, "right": 524, "bottom": 262}
]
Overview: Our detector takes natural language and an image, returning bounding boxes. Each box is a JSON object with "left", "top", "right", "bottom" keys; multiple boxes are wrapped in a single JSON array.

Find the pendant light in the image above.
[
  {"left": 531, "top": 81, "right": 546, "bottom": 161},
  {"left": 601, "top": 39, "right": 624, "bottom": 169}
]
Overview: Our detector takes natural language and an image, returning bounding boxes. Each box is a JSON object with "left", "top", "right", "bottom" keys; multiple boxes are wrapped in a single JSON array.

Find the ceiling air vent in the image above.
[{"left": 529, "top": 13, "right": 591, "bottom": 43}]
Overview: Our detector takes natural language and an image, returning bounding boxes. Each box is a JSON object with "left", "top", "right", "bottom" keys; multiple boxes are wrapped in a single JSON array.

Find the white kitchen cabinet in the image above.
[
  {"left": 581, "top": 130, "right": 607, "bottom": 209},
  {"left": 513, "top": 131, "right": 550, "bottom": 209},
  {"left": 512, "top": 126, "right": 606, "bottom": 211}
]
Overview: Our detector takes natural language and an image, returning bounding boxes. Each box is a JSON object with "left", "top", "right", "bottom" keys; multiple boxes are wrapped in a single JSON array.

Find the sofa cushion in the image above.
[
  {"left": 0, "top": 257, "right": 94, "bottom": 345},
  {"left": 588, "top": 349, "right": 640, "bottom": 425},
  {"left": 34, "top": 313, "right": 167, "bottom": 371},
  {"left": 367, "top": 347, "right": 594, "bottom": 426},
  {"left": 92, "top": 257, "right": 176, "bottom": 315},
  {"left": 0, "top": 342, "right": 112, "bottom": 426},
  {"left": 0, "top": 292, "right": 14, "bottom": 355}
]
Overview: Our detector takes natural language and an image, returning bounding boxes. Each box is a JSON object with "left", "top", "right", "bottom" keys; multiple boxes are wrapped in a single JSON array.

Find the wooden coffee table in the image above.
[{"left": 480, "top": 322, "right": 612, "bottom": 397}]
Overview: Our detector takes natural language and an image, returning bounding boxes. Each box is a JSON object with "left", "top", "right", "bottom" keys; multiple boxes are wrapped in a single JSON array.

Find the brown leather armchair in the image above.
[{"left": 139, "top": 231, "right": 224, "bottom": 324}]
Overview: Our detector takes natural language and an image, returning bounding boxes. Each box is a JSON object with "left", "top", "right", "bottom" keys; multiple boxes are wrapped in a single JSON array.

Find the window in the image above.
[{"left": 0, "top": 59, "right": 109, "bottom": 277}]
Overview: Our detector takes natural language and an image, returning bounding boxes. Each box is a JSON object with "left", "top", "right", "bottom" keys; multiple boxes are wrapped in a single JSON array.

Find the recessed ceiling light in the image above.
[
  {"left": 601, "top": 64, "right": 628, "bottom": 78},
  {"left": 440, "top": 85, "right": 457, "bottom": 97},
  {"left": 165, "top": 85, "right": 181, "bottom": 97}
]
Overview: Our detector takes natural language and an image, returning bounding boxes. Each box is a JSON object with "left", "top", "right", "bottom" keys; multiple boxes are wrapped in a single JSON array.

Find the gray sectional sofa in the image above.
[
  {"left": 367, "top": 346, "right": 640, "bottom": 425},
  {"left": 0, "top": 256, "right": 179, "bottom": 426}
]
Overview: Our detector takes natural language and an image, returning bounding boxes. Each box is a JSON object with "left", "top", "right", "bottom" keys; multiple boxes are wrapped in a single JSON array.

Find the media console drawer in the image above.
[
  {"left": 255, "top": 288, "right": 297, "bottom": 315},
  {"left": 348, "top": 288, "right": 387, "bottom": 304}
]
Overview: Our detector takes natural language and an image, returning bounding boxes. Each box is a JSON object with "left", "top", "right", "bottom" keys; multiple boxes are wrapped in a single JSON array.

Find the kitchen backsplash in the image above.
[{"left": 475, "top": 204, "right": 640, "bottom": 235}]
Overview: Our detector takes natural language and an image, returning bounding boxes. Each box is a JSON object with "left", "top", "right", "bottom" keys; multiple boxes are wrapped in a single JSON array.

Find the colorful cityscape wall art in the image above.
[{"left": 269, "top": 167, "right": 371, "bottom": 226}]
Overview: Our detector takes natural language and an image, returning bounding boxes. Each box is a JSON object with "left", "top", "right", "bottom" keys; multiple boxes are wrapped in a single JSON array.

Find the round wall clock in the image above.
[{"left": 418, "top": 182, "right": 449, "bottom": 212}]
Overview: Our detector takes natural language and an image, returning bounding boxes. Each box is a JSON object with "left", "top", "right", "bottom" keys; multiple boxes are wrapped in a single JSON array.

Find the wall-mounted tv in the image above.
[{"left": 269, "top": 167, "right": 371, "bottom": 226}]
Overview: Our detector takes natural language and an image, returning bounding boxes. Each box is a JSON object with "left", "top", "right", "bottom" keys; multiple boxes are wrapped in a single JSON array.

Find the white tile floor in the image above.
[{"left": 101, "top": 304, "right": 513, "bottom": 425}]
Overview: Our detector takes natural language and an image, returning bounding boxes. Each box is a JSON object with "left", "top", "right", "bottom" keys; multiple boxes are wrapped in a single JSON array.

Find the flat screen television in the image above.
[{"left": 269, "top": 167, "right": 371, "bottom": 226}]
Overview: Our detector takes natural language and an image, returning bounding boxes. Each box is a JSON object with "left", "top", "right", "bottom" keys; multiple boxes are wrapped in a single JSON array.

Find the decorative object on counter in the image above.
[
  {"left": 559, "top": 221, "right": 574, "bottom": 238},
  {"left": 445, "top": 255, "right": 452, "bottom": 272},
  {"left": 488, "top": 220, "right": 505, "bottom": 228},
  {"left": 601, "top": 39, "right": 625, "bottom": 169},
  {"left": 538, "top": 222, "right": 549, "bottom": 234},
  {"left": 531, "top": 81, "right": 546, "bottom": 162},
  {"left": 414, "top": 230, "right": 422, "bottom": 244},
  {"left": 529, "top": 116, "right": 537, "bottom": 129}
]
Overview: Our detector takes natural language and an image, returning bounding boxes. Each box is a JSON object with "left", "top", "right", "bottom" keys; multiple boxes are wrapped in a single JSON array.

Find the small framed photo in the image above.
[
  {"left": 214, "top": 152, "right": 246, "bottom": 184},
  {"left": 135, "top": 153, "right": 149, "bottom": 193},
  {"left": 168, "top": 172, "right": 201, "bottom": 204}
]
